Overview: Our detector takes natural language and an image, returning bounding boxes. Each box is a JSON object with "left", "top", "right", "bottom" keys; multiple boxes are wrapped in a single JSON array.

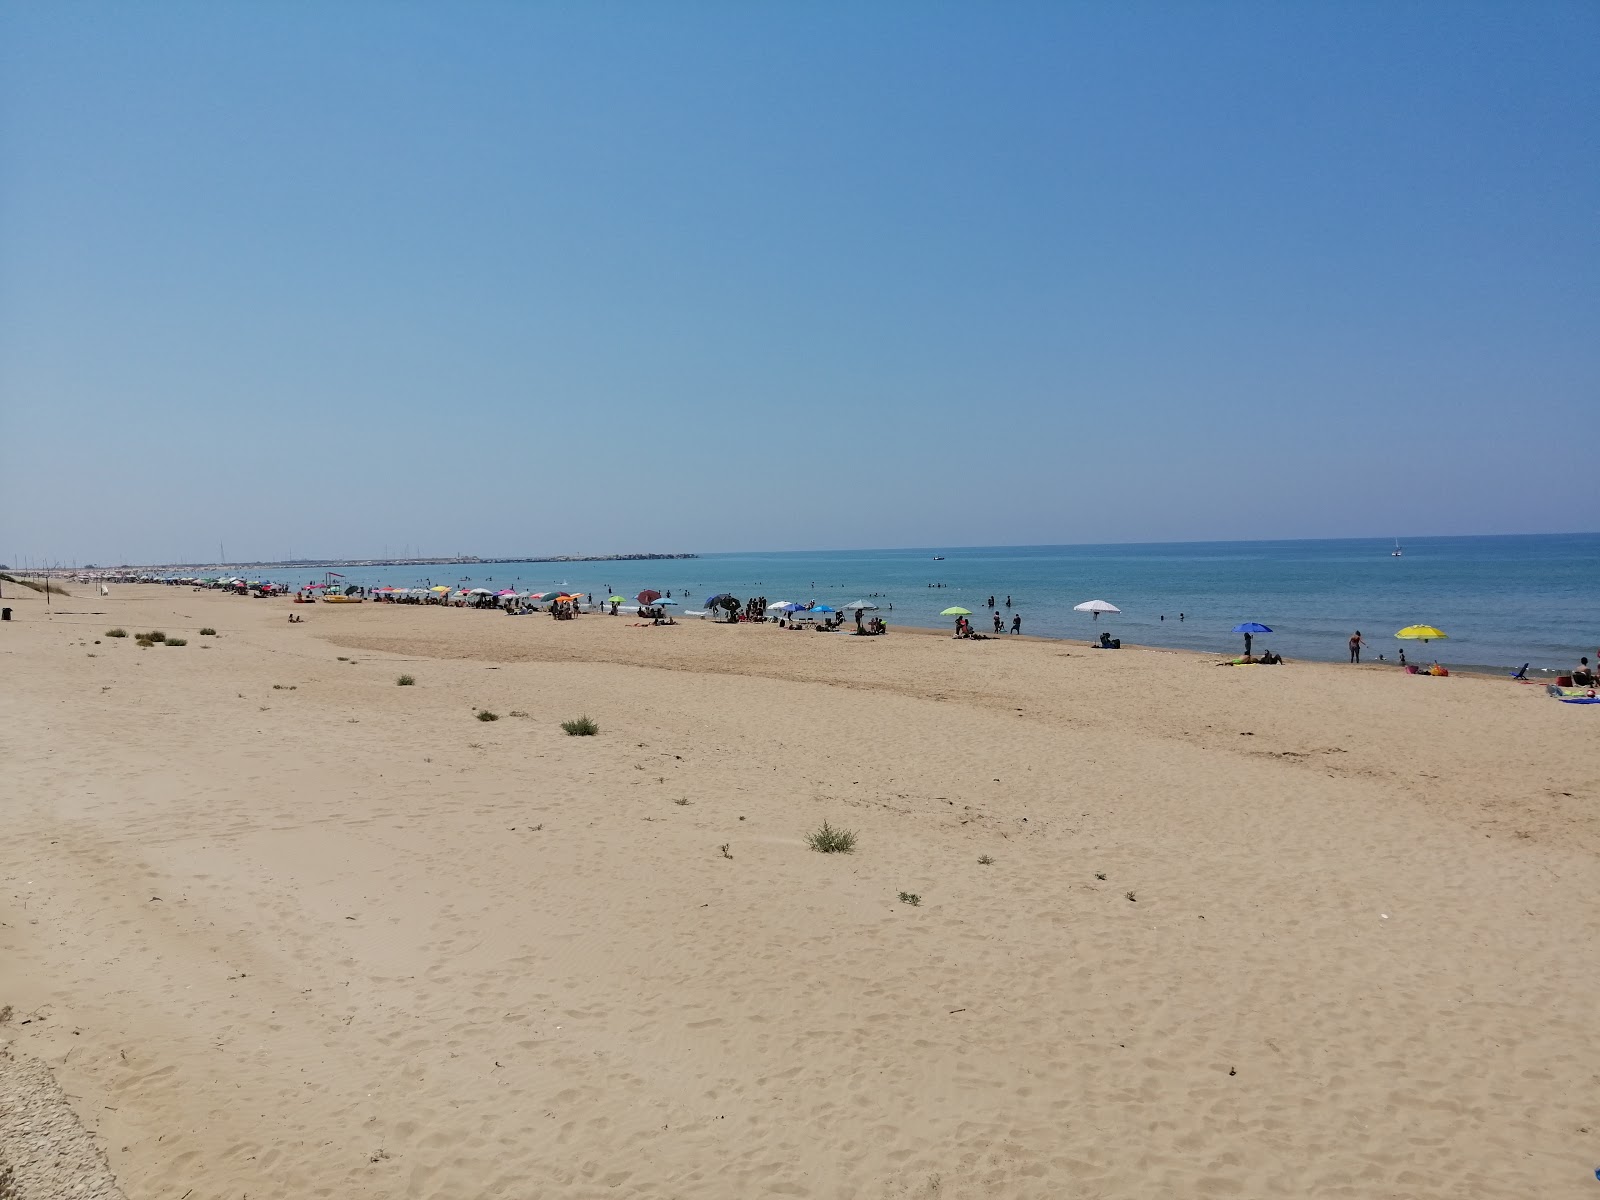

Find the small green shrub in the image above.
[
  {"left": 106, "top": 628, "right": 127, "bottom": 638},
  {"left": 144, "top": 631, "right": 166, "bottom": 642},
  {"left": 807, "top": 820, "right": 856, "bottom": 854},
  {"left": 337, "top": 656, "right": 349, "bottom": 662},
  {"left": 897, "top": 891, "right": 921, "bottom": 906},
  {"left": 165, "top": 638, "right": 187, "bottom": 646},
  {"left": 199, "top": 627, "right": 216, "bottom": 636},
  {"left": 561, "top": 715, "right": 599, "bottom": 736},
  {"left": 476, "top": 710, "right": 500, "bottom": 722},
  {"left": 397, "top": 674, "right": 415, "bottom": 686},
  {"left": 977, "top": 854, "right": 994, "bottom": 865},
  {"left": 719, "top": 843, "right": 733, "bottom": 859}
]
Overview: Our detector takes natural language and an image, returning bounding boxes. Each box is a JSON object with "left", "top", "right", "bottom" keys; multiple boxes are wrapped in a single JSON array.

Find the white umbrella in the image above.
[
  {"left": 765, "top": 601, "right": 792, "bottom": 610},
  {"left": 1073, "top": 600, "right": 1120, "bottom": 620},
  {"left": 840, "top": 600, "right": 879, "bottom": 611}
]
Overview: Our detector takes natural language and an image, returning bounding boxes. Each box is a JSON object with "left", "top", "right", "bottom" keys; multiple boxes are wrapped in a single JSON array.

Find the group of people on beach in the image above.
[{"left": 953, "top": 614, "right": 1021, "bottom": 639}]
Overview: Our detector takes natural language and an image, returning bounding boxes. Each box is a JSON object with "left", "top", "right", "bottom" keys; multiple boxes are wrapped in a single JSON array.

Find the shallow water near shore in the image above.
[{"left": 242, "top": 532, "right": 1597, "bottom": 671}]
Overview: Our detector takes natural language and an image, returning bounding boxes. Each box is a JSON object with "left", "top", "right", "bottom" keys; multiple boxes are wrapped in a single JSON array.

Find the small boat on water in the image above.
[
  {"left": 932, "top": 555, "right": 944, "bottom": 561},
  {"left": 1392, "top": 539, "right": 1403, "bottom": 557}
]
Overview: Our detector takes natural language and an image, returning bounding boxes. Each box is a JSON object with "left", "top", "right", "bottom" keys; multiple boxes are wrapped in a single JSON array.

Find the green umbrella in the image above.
[
  {"left": 608, "top": 596, "right": 626, "bottom": 603},
  {"left": 941, "top": 607, "right": 972, "bottom": 616}
]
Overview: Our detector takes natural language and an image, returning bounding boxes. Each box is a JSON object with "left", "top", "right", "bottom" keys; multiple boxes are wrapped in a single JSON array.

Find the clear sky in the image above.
[{"left": 2, "top": 2, "right": 1595, "bottom": 566}]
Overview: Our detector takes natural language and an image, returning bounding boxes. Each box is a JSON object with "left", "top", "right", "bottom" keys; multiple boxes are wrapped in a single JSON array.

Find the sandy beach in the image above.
[{"left": 2, "top": 583, "right": 1596, "bottom": 1199}]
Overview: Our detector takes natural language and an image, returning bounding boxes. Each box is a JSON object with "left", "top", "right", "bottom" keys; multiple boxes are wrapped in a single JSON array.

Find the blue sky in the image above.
[{"left": 2, "top": 2, "right": 1595, "bottom": 565}]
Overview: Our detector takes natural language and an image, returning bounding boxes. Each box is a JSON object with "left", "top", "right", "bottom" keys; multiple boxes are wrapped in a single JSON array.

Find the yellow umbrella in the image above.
[
  {"left": 1396, "top": 624, "right": 1448, "bottom": 642},
  {"left": 429, "top": 585, "right": 451, "bottom": 593}
]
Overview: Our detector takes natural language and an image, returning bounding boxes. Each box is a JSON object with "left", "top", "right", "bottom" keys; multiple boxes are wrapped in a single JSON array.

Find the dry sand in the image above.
[{"left": 1, "top": 584, "right": 1596, "bottom": 1199}]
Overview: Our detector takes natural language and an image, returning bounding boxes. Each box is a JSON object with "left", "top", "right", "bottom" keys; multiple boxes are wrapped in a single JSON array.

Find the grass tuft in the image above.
[
  {"left": 144, "top": 630, "right": 166, "bottom": 642},
  {"left": 476, "top": 709, "right": 500, "bottom": 722},
  {"left": 977, "top": 854, "right": 994, "bottom": 865},
  {"left": 165, "top": 637, "right": 187, "bottom": 646},
  {"left": 396, "top": 674, "right": 415, "bottom": 686},
  {"left": 199, "top": 627, "right": 217, "bottom": 636},
  {"left": 807, "top": 820, "right": 856, "bottom": 854},
  {"left": 106, "top": 628, "right": 127, "bottom": 638},
  {"left": 561, "top": 715, "right": 599, "bottom": 736},
  {"left": 897, "top": 891, "right": 921, "bottom": 906}
]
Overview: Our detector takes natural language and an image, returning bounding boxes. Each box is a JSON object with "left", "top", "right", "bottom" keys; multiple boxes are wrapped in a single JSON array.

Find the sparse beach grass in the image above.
[{"left": 807, "top": 820, "right": 856, "bottom": 854}]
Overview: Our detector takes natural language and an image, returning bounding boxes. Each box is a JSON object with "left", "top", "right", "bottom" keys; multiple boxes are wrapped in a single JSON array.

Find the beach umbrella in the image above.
[
  {"left": 781, "top": 602, "right": 808, "bottom": 613},
  {"left": 655, "top": 598, "right": 678, "bottom": 605},
  {"left": 468, "top": 587, "right": 494, "bottom": 595},
  {"left": 637, "top": 590, "right": 662, "bottom": 606},
  {"left": 940, "top": 607, "right": 972, "bottom": 616},
  {"left": 705, "top": 592, "right": 739, "bottom": 610},
  {"left": 1396, "top": 624, "right": 1448, "bottom": 643},
  {"left": 1231, "top": 621, "right": 1272, "bottom": 656},
  {"left": 1073, "top": 600, "right": 1119, "bottom": 621},
  {"left": 608, "top": 595, "right": 626, "bottom": 603},
  {"left": 841, "top": 600, "right": 879, "bottom": 611},
  {"left": 496, "top": 589, "right": 518, "bottom": 597},
  {"left": 810, "top": 604, "right": 835, "bottom": 614},
  {"left": 429, "top": 585, "right": 450, "bottom": 593},
  {"left": 765, "top": 600, "right": 791, "bottom": 610}
]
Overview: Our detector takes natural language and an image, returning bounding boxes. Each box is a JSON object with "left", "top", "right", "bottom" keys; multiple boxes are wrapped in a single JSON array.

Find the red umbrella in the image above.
[{"left": 637, "top": 589, "right": 661, "bottom": 606}]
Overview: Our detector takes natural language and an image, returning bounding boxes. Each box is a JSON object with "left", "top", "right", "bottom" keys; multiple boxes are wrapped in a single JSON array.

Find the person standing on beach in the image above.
[
  {"left": 1011, "top": 614, "right": 1021, "bottom": 634},
  {"left": 1349, "top": 631, "right": 1365, "bottom": 663}
]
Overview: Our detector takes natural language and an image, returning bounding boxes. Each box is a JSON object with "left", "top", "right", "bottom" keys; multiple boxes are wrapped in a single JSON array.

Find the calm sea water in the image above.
[{"left": 247, "top": 533, "right": 1599, "bottom": 671}]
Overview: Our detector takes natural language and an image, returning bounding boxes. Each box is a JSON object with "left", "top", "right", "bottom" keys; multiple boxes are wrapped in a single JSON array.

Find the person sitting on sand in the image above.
[
  {"left": 1573, "top": 657, "right": 1595, "bottom": 687},
  {"left": 1258, "top": 650, "right": 1283, "bottom": 665}
]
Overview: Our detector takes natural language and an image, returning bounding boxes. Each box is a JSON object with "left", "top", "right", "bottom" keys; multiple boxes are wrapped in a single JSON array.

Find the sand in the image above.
[{"left": 1, "top": 584, "right": 1596, "bottom": 1199}]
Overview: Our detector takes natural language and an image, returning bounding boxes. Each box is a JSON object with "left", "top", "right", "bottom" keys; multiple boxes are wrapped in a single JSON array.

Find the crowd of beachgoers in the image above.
[{"left": 44, "top": 571, "right": 1597, "bottom": 688}]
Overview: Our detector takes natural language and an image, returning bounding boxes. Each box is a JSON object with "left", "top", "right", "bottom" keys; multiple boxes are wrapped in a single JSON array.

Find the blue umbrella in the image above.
[
  {"left": 1231, "top": 622, "right": 1272, "bottom": 656},
  {"left": 705, "top": 593, "right": 734, "bottom": 609},
  {"left": 810, "top": 604, "right": 835, "bottom": 613},
  {"left": 781, "top": 602, "right": 807, "bottom": 613},
  {"left": 655, "top": 598, "right": 678, "bottom": 605}
]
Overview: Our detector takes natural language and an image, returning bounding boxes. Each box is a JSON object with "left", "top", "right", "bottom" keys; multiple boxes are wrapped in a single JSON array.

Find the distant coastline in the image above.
[{"left": 58, "top": 552, "right": 699, "bottom": 572}]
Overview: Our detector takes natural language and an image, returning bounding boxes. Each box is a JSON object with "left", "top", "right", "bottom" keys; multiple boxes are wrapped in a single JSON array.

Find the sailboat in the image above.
[{"left": 1391, "top": 539, "right": 1403, "bottom": 557}]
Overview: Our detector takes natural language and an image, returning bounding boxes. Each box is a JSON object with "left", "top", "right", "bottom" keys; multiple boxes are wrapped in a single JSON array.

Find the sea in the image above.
[{"left": 242, "top": 533, "right": 1598, "bottom": 673}]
